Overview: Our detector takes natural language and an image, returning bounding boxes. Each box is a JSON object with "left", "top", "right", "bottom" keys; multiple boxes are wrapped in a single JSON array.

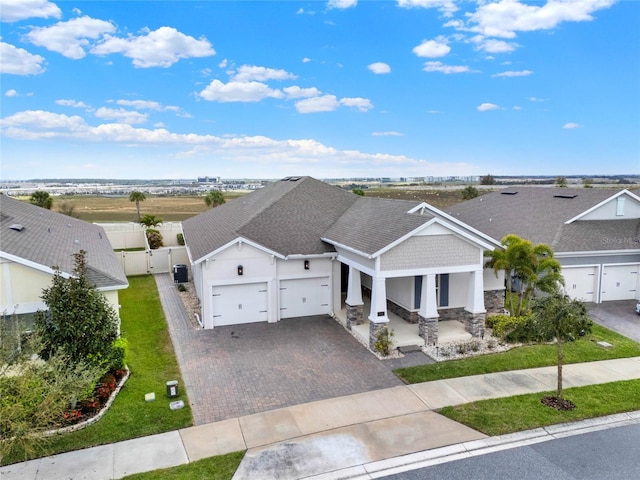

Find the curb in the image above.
[{"left": 303, "top": 410, "right": 640, "bottom": 480}]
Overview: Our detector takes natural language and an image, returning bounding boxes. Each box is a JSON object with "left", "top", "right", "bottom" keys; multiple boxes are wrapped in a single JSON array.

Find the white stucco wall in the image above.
[
  {"left": 483, "top": 267, "right": 505, "bottom": 291},
  {"left": 447, "top": 272, "right": 470, "bottom": 308},
  {"left": 387, "top": 276, "right": 414, "bottom": 311},
  {"left": 0, "top": 259, "right": 50, "bottom": 314}
]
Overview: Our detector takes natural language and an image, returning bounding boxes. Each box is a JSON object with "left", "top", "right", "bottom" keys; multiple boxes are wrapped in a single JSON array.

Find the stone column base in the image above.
[
  {"left": 464, "top": 312, "right": 486, "bottom": 338},
  {"left": 369, "top": 321, "right": 389, "bottom": 351},
  {"left": 346, "top": 303, "right": 364, "bottom": 330},
  {"left": 419, "top": 315, "right": 438, "bottom": 345}
]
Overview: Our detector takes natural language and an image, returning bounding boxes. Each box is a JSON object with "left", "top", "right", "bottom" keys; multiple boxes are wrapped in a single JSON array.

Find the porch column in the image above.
[
  {"left": 465, "top": 269, "right": 486, "bottom": 337},
  {"left": 345, "top": 265, "right": 364, "bottom": 330},
  {"left": 368, "top": 276, "right": 389, "bottom": 350},
  {"left": 418, "top": 274, "right": 439, "bottom": 345}
]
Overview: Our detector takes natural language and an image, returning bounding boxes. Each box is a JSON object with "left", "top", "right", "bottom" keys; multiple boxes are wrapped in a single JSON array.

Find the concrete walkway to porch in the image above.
[{"left": 334, "top": 297, "right": 472, "bottom": 348}]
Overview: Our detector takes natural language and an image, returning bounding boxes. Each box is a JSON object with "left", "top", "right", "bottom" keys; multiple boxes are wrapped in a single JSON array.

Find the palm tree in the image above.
[
  {"left": 30, "top": 191, "right": 53, "bottom": 209},
  {"left": 129, "top": 191, "right": 146, "bottom": 220},
  {"left": 204, "top": 190, "right": 225, "bottom": 208},
  {"left": 485, "top": 234, "right": 563, "bottom": 316}
]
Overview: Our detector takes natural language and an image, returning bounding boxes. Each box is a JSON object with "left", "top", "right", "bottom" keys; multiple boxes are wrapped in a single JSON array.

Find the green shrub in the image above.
[
  {"left": 177, "top": 284, "right": 186, "bottom": 292},
  {"left": 146, "top": 229, "right": 163, "bottom": 249},
  {"left": 109, "top": 337, "right": 129, "bottom": 370},
  {"left": 374, "top": 328, "right": 394, "bottom": 356},
  {"left": 177, "top": 233, "right": 185, "bottom": 246}
]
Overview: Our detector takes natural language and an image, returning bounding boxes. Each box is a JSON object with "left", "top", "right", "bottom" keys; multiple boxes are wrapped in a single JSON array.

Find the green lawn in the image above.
[
  {"left": 122, "top": 451, "right": 245, "bottom": 480},
  {"left": 2, "top": 275, "right": 192, "bottom": 466},
  {"left": 394, "top": 323, "right": 640, "bottom": 384},
  {"left": 438, "top": 379, "right": 640, "bottom": 436}
]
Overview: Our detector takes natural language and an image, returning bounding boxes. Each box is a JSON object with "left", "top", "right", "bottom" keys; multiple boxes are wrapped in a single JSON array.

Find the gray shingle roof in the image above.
[
  {"left": 0, "top": 195, "right": 128, "bottom": 289},
  {"left": 322, "top": 197, "right": 431, "bottom": 255},
  {"left": 447, "top": 187, "right": 640, "bottom": 253},
  {"left": 182, "top": 177, "right": 359, "bottom": 261}
]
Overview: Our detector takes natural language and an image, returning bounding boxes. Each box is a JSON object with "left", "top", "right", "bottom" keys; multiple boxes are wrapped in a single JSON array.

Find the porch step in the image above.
[{"left": 398, "top": 344, "right": 422, "bottom": 354}]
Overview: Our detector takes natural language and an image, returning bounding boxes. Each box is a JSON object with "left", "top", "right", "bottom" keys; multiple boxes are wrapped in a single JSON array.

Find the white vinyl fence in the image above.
[{"left": 97, "top": 222, "right": 190, "bottom": 276}]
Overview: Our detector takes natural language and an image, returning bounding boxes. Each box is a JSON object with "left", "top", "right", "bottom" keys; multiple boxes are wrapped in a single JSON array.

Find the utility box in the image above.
[
  {"left": 166, "top": 380, "right": 179, "bottom": 398},
  {"left": 173, "top": 264, "right": 188, "bottom": 283}
]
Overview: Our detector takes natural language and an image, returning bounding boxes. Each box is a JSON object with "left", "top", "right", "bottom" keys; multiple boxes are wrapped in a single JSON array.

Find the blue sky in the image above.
[{"left": 1, "top": 0, "right": 638, "bottom": 180}]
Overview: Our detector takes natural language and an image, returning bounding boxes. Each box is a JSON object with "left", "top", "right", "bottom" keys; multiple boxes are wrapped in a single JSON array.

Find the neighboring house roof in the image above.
[
  {"left": 447, "top": 187, "right": 640, "bottom": 253},
  {"left": 0, "top": 195, "right": 128, "bottom": 289},
  {"left": 183, "top": 176, "right": 498, "bottom": 262},
  {"left": 182, "top": 177, "right": 358, "bottom": 261}
]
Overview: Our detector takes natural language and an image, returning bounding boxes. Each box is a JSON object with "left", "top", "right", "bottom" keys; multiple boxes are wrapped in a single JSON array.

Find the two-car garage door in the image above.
[
  {"left": 563, "top": 264, "right": 639, "bottom": 303},
  {"left": 211, "top": 277, "right": 331, "bottom": 326}
]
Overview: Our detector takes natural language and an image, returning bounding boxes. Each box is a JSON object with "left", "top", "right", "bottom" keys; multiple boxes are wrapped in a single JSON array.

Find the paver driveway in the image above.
[
  {"left": 154, "top": 274, "right": 403, "bottom": 425},
  {"left": 588, "top": 300, "right": 640, "bottom": 343}
]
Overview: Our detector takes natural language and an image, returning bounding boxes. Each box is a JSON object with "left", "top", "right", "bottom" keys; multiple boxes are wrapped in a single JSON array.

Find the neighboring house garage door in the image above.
[
  {"left": 279, "top": 277, "right": 330, "bottom": 319},
  {"left": 601, "top": 264, "right": 639, "bottom": 301},
  {"left": 563, "top": 266, "right": 599, "bottom": 303},
  {"left": 211, "top": 283, "right": 268, "bottom": 326}
]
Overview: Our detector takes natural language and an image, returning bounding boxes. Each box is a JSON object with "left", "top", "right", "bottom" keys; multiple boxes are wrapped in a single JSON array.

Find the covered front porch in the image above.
[{"left": 334, "top": 294, "right": 472, "bottom": 348}]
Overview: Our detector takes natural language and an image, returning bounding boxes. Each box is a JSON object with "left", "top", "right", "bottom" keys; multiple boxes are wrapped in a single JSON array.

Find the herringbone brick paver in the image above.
[{"left": 154, "top": 274, "right": 402, "bottom": 425}]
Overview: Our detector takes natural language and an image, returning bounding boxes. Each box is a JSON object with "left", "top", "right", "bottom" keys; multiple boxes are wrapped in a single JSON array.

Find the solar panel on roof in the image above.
[
  {"left": 554, "top": 194, "right": 578, "bottom": 199},
  {"left": 501, "top": 191, "right": 518, "bottom": 195}
]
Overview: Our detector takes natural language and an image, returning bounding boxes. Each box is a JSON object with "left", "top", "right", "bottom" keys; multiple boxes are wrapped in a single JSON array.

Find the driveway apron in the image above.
[{"left": 154, "top": 274, "right": 402, "bottom": 425}]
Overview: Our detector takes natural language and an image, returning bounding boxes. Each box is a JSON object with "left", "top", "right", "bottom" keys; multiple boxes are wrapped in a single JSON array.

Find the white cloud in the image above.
[
  {"left": 231, "top": 65, "right": 296, "bottom": 82},
  {"left": 529, "top": 96, "right": 545, "bottom": 102},
  {"left": 56, "top": 99, "right": 90, "bottom": 108},
  {"left": 116, "top": 99, "right": 180, "bottom": 112},
  {"left": 0, "top": 41, "right": 45, "bottom": 75},
  {"left": 339, "top": 97, "right": 373, "bottom": 111},
  {"left": 413, "top": 37, "right": 451, "bottom": 58},
  {"left": 218, "top": 59, "right": 228, "bottom": 68},
  {"left": 91, "top": 26, "right": 215, "bottom": 68},
  {"left": 295, "top": 95, "right": 340, "bottom": 113},
  {"left": 283, "top": 86, "right": 322, "bottom": 99},
  {"left": 513, "top": 105, "right": 522, "bottom": 110},
  {"left": 0, "top": 0, "right": 61, "bottom": 22},
  {"left": 26, "top": 16, "right": 116, "bottom": 59},
  {"left": 467, "top": 0, "right": 617, "bottom": 39},
  {"left": 428, "top": 110, "right": 443, "bottom": 114},
  {"left": 327, "top": 0, "right": 358, "bottom": 9},
  {"left": 368, "top": 62, "right": 391, "bottom": 74},
  {"left": 5, "top": 89, "right": 18, "bottom": 97},
  {"left": 302, "top": 57, "right": 311, "bottom": 63},
  {"left": 397, "top": 0, "right": 458, "bottom": 17},
  {"left": 563, "top": 122, "right": 581, "bottom": 129},
  {"left": 198, "top": 80, "right": 284, "bottom": 103},
  {"left": 423, "top": 61, "right": 469, "bottom": 74},
  {"left": 472, "top": 37, "right": 518, "bottom": 54},
  {"left": 477, "top": 103, "right": 500, "bottom": 111},
  {"left": 94, "top": 107, "right": 148, "bottom": 124},
  {"left": 493, "top": 70, "right": 533, "bottom": 77},
  {"left": 372, "top": 131, "right": 405, "bottom": 137}
]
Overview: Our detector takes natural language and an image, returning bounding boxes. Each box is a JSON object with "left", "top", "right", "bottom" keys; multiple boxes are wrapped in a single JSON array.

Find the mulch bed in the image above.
[{"left": 541, "top": 395, "right": 576, "bottom": 411}]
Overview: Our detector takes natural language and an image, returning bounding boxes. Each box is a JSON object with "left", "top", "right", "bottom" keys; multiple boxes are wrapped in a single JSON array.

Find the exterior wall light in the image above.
[
  {"left": 237, "top": 265, "right": 243, "bottom": 276},
  {"left": 304, "top": 260, "right": 310, "bottom": 270}
]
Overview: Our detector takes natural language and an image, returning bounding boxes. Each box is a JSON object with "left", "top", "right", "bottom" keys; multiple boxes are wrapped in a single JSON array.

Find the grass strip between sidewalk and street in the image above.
[
  {"left": 2, "top": 275, "right": 192, "bottom": 466},
  {"left": 438, "top": 379, "right": 640, "bottom": 436},
  {"left": 122, "top": 451, "right": 245, "bottom": 480},
  {"left": 394, "top": 323, "right": 640, "bottom": 384}
]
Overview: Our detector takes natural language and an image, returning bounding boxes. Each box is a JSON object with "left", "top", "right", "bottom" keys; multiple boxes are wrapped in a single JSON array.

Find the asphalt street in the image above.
[{"left": 382, "top": 423, "right": 640, "bottom": 480}]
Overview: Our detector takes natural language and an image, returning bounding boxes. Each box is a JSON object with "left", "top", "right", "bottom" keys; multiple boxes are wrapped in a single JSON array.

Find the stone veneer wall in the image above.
[
  {"left": 484, "top": 289, "right": 506, "bottom": 315},
  {"left": 346, "top": 303, "right": 364, "bottom": 330},
  {"left": 369, "top": 321, "right": 388, "bottom": 351},
  {"left": 387, "top": 300, "right": 419, "bottom": 324},
  {"left": 437, "top": 307, "right": 466, "bottom": 322}
]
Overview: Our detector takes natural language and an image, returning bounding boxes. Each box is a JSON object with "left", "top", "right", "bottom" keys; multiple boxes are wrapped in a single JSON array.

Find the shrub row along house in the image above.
[
  {"left": 182, "top": 177, "right": 639, "bottom": 349},
  {"left": 0, "top": 195, "right": 128, "bottom": 327}
]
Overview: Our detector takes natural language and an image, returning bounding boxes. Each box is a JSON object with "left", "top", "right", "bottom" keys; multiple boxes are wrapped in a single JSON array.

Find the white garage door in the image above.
[
  {"left": 562, "top": 266, "right": 599, "bottom": 302},
  {"left": 601, "top": 264, "right": 639, "bottom": 301},
  {"left": 279, "top": 277, "right": 330, "bottom": 319},
  {"left": 211, "top": 283, "right": 268, "bottom": 326}
]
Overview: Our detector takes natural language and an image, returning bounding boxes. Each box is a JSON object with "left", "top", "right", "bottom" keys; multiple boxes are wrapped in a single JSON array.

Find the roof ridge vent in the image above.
[
  {"left": 554, "top": 193, "right": 578, "bottom": 199},
  {"left": 501, "top": 191, "right": 518, "bottom": 195}
]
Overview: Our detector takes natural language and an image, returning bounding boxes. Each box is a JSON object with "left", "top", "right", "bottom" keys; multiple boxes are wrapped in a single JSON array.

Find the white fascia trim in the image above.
[
  {"left": 565, "top": 189, "right": 640, "bottom": 224},
  {"left": 555, "top": 249, "right": 640, "bottom": 258},
  {"left": 336, "top": 255, "right": 376, "bottom": 277},
  {"left": 380, "top": 263, "right": 481, "bottom": 278},
  {"left": 285, "top": 253, "right": 337, "bottom": 260},
  {"left": 320, "top": 238, "right": 373, "bottom": 259},
  {"left": 0, "top": 252, "right": 73, "bottom": 279},
  {"left": 98, "top": 283, "right": 129, "bottom": 292},
  {"left": 408, "top": 202, "right": 502, "bottom": 249},
  {"left": 193, "top": 237, "right": 286, "bottom": 265}
]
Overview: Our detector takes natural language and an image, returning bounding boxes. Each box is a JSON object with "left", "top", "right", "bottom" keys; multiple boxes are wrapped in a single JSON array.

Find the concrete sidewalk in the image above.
[{"left": 2, "top": 357, "right": 639, "bottom": 480}]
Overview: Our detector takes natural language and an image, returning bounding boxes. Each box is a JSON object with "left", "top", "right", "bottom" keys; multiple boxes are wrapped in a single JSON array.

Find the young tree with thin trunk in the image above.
[
  {"left": 530, "top": 294, "right": 591, "bottom": 404},
  {"left": 29, "top": 190, "right": 53, "bottom": 209}
]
